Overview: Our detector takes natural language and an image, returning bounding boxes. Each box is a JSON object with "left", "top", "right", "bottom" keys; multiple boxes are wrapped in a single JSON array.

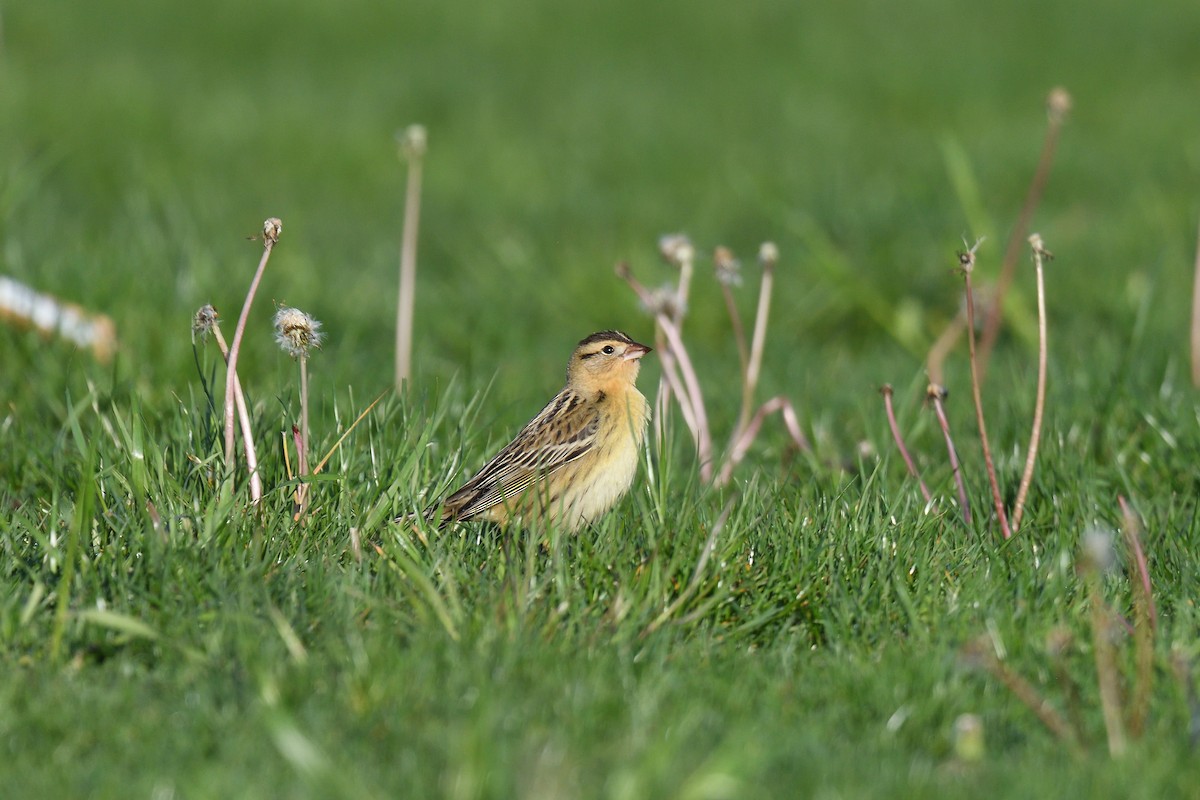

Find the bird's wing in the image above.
[{"left": 439, "top": 392, "right": 600, "bottom": 521}]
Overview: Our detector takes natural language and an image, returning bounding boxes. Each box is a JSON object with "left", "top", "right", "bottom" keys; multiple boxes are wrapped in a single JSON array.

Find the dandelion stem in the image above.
[
  {"left": 1119, "top": 496, "right": 1156, "bottom": 739},
  {"left": 737, "top": 244, "right": 777, "bottom": 437},
  {"left": 657, "top": 313, "right": 713, "bottom": 483},
  {"left": 1087, "top": 570, "right": 1128, "bottom": 757},
  {"left": 961, "top": 243, "right": 1011, "bottom": 538},
  {"left": 978, "top": 88, "right": 1070, "bottom": 381},
  {"left": 925, "top": 310, "right": 966, "bottom": 389},
  {"left": 714, "top": 396, "right": 809, "bottom": 488},
  {"left": 1010, "top": 235, "right": 1050, "bottom": 534},
  {"left": 224, "top": 218, "right": 280, "bottom": 480},
  {"left": 396, "top": 125, "right": 426, "bottom": 391},
  {"left": 720, "top": 282, "right": 749, "bottom": 377},
  {"left": 929, "top": 385, "right": 971, "bottom": 525},
  {"left": 297, "top": 354, "right": 311, "bottom": 516},
  {"left": 211, "top": 325, "right": 262, "bottom": 504},
  {"left": 881, "top": 385, "right": 932, "bottom": 504}
]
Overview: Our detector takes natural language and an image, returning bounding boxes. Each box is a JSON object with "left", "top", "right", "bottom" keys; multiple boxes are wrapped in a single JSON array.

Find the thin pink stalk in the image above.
[
  {"left": 978, "top": 88, "right": 1071, "bottom": 381},
  {"left": 1010, "top": 235, "right": 1050, "bottom": 534},
  {"left": 224, "top": 218, "right": 281, "bottom": 474},
  {"left": 1191, "top": 214, "right": 1200, "bottom": 387},
  {"left": 296, "top": 354, "right": 311, "bottom": 516},
  {"left": 714, "top": 246, "right": 749, "bottom": 378},
  {"left": 714, "top": 396, "right": 809, "bottom": 487},
  {"left": 1118, "top": 496, "right": 1157, "bottom": 631},
  {"left": 926, "top": 310, "right": 966, "bottom": 389},
  {"left": 960, "top": 243, "right": 1011, "bottom": 538},
  {"left": 1119, "top": 496, "right": 1155, "bottom": 739},
  {"left": 211, "top": 325, "right": 262, "bottom": 503},
  {"left": 930, "top": 385, "right": 971, "bottom": 525},
  {"left": 737, "top": 243, "right": 777, "bottom": 436},
  {"left": 396, "top": 125, "right": 426, "bottom": 391},
  {"left": 657, "top": 313, "right": 713, "bottom": 483},
  {"left": 1087, "top": 570, "right": 1128, "bottom": 757},
  {"left": 881, "top": 385, "right": 932, "bottom": 503},
  {"left": 655, "top": 345, "right": 701, "bottom": 444}
]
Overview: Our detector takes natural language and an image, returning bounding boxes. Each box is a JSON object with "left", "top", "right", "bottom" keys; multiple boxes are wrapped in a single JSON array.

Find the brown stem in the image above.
[
  {"left": 929, "top": 385, "right": 971, "bottom": 525},
  {"left": 961, "top": 245, "right": 1011, "bottom": 538},
  {"left": 1119, "top": 496, "right": 1156, "bottom": 739},
  {"left": 295, "top": 355, "right": 311, "bottom": 517},
  {"left": 881, "top": 385, "right": 932, "bottom": 503},
  {"left": 719, "top": 282, "right": 749, "bottom": 379},
  {"left": 656, "top": 314, "right": 714, "bottom": 483},
  {"left": 211, "top": 325, "right": 262, "bottom": 504},
  {"left": 225, "top": 219, "right": 280, "bottom": 476},
  {"left": 977, "top": 88, "right": 1070, "bottom": 381},
  {"left": 1010, "top": 235, "right": 1050, "bottom": 534},
  {"left": 737, "top": 251, "right": 776, "bottom": 436},
  {"left": 1087, "top": 570, "right": 1128, "bottom": 757},
  {"left": 926, "top": 310, "right": 967, "bottom": 389},
  {"left": 714, "top": 396, "right": 809, "bottom": 488},
  {"left": 396, "top": 126, "right": 426, "bottom": 391}
]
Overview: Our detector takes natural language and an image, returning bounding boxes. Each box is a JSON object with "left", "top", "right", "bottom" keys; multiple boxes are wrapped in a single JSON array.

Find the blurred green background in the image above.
[
  {"left": 4, "top": 2, "right": 1200, "bottom": 795},
  {"left": 4, "top": 0, "right": 1198, "bottom": 425}
]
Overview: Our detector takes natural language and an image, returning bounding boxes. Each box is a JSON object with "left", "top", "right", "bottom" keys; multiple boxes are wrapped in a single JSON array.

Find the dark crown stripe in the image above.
[{"left": 576, "top": 330, "right": 634, "bottom": 348}]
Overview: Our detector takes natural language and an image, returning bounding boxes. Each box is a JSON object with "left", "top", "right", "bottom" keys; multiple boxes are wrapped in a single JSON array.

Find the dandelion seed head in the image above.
[
  {"left": 713, "top": 246, "right": 742, "bottom": 287},
  {"left": 658, "top": 233, "right": 694, "bottom": 267},
  {"left": 1047, "top": 87, "right": 1072, "bottom": 123},
  {"left": 192, "top": 304, "right": 218, "bottom": 340},
  {"left": 399, "top": 124, "right": 428, "bottom": 159},
  {"left": 758, "top": 241, "right": 779, "bottom": 268},
  {"left": 274, "top": 306, "right": 324, "bottom": 358},
  {"left": 640, "top": 283, "right": 683, "bottom": 319}
]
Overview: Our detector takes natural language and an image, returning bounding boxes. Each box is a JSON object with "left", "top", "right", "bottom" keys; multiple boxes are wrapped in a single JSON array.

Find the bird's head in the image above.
[{"left": 566, "top": 330, "right": 652, "bottom": 391}]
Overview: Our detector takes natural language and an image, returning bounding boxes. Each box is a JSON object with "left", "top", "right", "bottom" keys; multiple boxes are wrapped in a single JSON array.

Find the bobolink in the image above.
[{"left": 429, "top": 330, "right": 651, "bottom": 532}]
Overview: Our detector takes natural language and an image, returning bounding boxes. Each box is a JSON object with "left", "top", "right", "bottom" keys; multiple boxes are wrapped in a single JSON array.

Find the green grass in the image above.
[{"left": 3, "top": 0, "right": 1200, "bottom": 796}]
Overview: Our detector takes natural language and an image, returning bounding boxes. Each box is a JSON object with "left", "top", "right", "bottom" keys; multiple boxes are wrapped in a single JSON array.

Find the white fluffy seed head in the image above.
[{"left": 274, "top": 306, "right": 324, "bottom": 358}]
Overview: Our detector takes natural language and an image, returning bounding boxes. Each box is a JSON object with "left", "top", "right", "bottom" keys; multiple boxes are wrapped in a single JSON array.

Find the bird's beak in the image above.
[{"left": 623, "top": 341, "right": 652, "bottom": 361}]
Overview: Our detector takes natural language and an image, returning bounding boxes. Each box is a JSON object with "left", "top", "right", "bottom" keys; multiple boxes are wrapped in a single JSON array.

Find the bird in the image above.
[{"left": 427, "top": 330, "right": 652, "bottom": 533}]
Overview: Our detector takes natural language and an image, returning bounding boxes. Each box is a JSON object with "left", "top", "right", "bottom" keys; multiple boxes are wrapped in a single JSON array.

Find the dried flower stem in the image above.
[
  {"left": 1119, "top": 496, "right": 1156, "bottom": 738},
  {"left": 224, "top": 218, "right": 281, "bottom": 477},
  {"left": 881, "top": 385, "right": 932, "bottom": 503},
  {"left": 964, "top": 638, "right": 1080, "bottom": 748},
  {"left": 719, "top": 282, "right": 749, "bottom": 378},
  {"left": 978, "top": 88, "right": 1070, "bottom": 380},
  {"left": 617, "top": 261, "right": 710, "bottom": 473},
  {"left": 926, "top": 310, "right": 966, "bottom": 389},
  {"left": 295, "top": 355, "right": 311, "bottom": 516},
  {"left": 714, "top": 396, "right": 810, "bottom": 487},
  {"left": 657, "top": 314, "right": 714, "bottom": 483},
  {"left": 396, "top": 125, "right": 426, "bottom": 391},
  {"left": 960, "top": 243, "right": 1011, "bottom": 538},
  {"left": 1191, "top": 214, "right": 1200, "bottom": 387},
  {"left": 736, "top": 243, "right": 777, "bottom": 439},
  {"left": 1087, "top": 569, "right": 1128, "bottom": 757},
  {"left": 929, "top": 385, "right": 971, "bottom": 525},
  {"left": 1010, "top": 235, "right": 1050, "bottom": 534},
  {"left": 210, "top": 325, "right": 262, "bottom": 504}
]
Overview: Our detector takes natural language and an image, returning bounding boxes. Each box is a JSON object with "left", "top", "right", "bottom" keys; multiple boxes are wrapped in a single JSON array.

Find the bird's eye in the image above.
[{"left": 602, "top": 345, "right": 616, "bottom": 355}]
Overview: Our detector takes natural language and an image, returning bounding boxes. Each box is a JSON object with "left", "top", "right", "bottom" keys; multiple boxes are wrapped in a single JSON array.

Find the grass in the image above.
[{"left": 3, "top": 0, "right": 1200, "bottom": 796}]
